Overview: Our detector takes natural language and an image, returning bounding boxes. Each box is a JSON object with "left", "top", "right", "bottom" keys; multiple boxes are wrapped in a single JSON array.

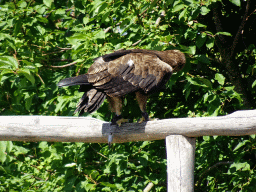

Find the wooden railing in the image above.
[{"left": 1, "top": 110, "right": 256, "bottom": 191}]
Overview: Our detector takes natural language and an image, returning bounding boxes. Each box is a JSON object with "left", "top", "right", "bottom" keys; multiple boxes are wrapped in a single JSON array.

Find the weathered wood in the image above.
[
  {"left": 0, "top": 110, "right": 256, "bottom": 143},
  {"left": 166, "top": 135, "right": 195, "bottom": 192},
  {"left": 143, "top": 182, "right": 154, "bottom": 192}
]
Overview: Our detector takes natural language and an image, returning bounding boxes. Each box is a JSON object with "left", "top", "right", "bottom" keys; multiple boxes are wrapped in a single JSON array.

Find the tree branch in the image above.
[
  {"left": 104, "top": 22, "right": 121, "bottom": 33},
  {"left": 196, "top": 161, "right": 233, "bottom": 188},
  {"left": 130, "top": 0, "right": 144, "bottom": 27},
  {"left": 131, "top": 9, "right": 164, "bottom": 47},
  {"left": 42, "top": 47, "right": 72, "bottom": 56},
  {"left": 36, "top": 73, "right": 44, "bottom": 84},
  {"left": 230, "top": 0, "right": 251, "bottom": 58},
  {"left": 42, "top": 49, "right": 66, "bottom": 56},
  {"left": 50, "top": 61, "right": 77, "bottom": 68},
  {"left": 155, "top": 10, "right": 165, "bottom": 27},
  {"left": 132, "top": 39, "right": 142, "bottom": 46},
  {"left": 212, "top": 3, "right": 227, "bottom": 47},
  {"left": 56, "top": 46, "right": 72, "bottom": 50},
  {"left": 212, "top": 2, "right": 254, "bottom": 109},
  {"left": 52, "top": 59, "right": 73, "bottom": 62}
]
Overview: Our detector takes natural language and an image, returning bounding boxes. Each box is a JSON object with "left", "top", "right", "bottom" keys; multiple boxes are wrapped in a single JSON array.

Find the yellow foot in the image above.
[
  {"left": 138, "top": 117, "right": 156, "bottom": 123},
  {"left": 116, "top": 118, "right": 129, "bottom": 127},
  {"left": 138, "top": 116, "right": 146, "bottom": 123}
]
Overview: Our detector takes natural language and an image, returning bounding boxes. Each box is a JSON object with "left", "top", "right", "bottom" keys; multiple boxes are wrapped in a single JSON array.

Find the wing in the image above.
[{"left": 87, "top": 53, "right": 173, "bottom": 97}]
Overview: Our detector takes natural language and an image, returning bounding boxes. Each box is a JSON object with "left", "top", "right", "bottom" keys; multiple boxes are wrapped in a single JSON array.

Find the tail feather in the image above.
[
  {"left": 85, "top": 91, "right": 106, "bottom": 113},
  {"left": 58, "top": 74, "right": 106, "bottom": 115},
  {"left": 75, "top": 89, "right": 106, "bottom": 116},
  {"left": 58, "top": 74, "right": 89, "bottom": 87}
]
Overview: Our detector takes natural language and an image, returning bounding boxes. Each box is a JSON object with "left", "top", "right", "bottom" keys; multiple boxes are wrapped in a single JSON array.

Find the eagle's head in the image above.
[{"left": 161, "top": 50, "right": 186, "bottom": 72}]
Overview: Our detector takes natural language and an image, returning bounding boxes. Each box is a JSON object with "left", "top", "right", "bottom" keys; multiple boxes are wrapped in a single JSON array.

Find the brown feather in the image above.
[
  {"left": 58, "top": 49, "right": 186, "bottom": 120},
  {"left": 88, "top": 70, "right": 109, "bottom": 83},
  {"left": 88, "top": 57, "right": 108, "bottom": 74}
]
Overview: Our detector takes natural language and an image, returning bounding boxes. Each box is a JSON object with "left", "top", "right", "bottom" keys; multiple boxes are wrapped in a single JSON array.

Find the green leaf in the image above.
[
  {"left": 233, "top": 140, "right": 249, "bottom": 151},
  {"left": 198, "top": 55, "right": 210, "bottom": 64},
  {"left": 252, "top": 80, "right": 256, "bottom": 88},
  {"left": 179, "top": 7, "right": 187, "bottom": 20},
  {"left": 24, "top": 93, "right": 34, "bottom": 110},
  {"left": 215, "top": 73, "right": 225, "bottom": 85},
  {"left": 36, "top": 25, "right": 45, "bottom": 35},
  {"left": 17, "top": 69, "right": 35, "bottom": 85},
  {"left": 18, "top": 1, "right": 27, "bottom": 8},
  {"left": 83, "top": 17, "right": 89, "bottom": 25},
  {"left": 138, "top": 154, "right": 148, "bottom": 166},
  {"left": 167, "top": 0, "right": 174, "bottom": 5},
  {"left": 39, "top": 141, "right": 48, "bottom": 150},
  {"left": 65, "top": 163, "right": 77, "bottom": 167},
  {"left": 230, "top": 162, "right": 250, "bottom": 171},
  {"left": 201, "top": 6, "right": 210, "bottom": 15},
  {"left": 206, "top": 37, "right": 214, "bottom": 49},
  {"left": 203, "top": 92, "right": 209, "bottom": 103},
  {"left": 0, "top": 56, "right": 19, "bottom": 70},
  {"left": 14, "top": 19, "right": 22, "bottom": 37},
  {"left": 196, "top": 33, "right": 207, "bottom": 48},
  {"left": 55, "top": 96, "right": 71, "bottom": 113},
  {"left": 35, "top": 63, "right": 43, "bottom": 67},
  {"left": 199, "top": 78, "right": 212, "bottom": 88},
  {"left": 229, "top": 0, "right": 241, "bottom": 6},
  {"left": 159, "top": 25, "right": 168, "bottom": 31},
  {"left": 149, "top": 0, "right": 159, "bottom": 10},
  {"left": 183, "top": 83, "right": 191, "bottom": 100},
  {"left": 55, "top": 9, "right": 65, "bottom": 15},
  {"left": 0, "top": 141, "right": 7, "bottom": 163},
  {"left": 101, "top": 11, "right": 110, "bottom": 23},
  {"left": 172, "top": 4, "right": 185, "bottom": 12},
  {"left": 98, "top": 2, "right": 108, "bottom": 15},
  {"left": 216, "top": 32, "right": 232, "bottom": 36},
  {"left": 203, "top": 136, "right": 210, "bottom": 141},
  {"left": 94, "top": 30, "right": 105, "bottom": 39},
  {"left": 186, "top": 76, "right": 208, "bottom": 88},
  {"left": 43, "top": 0, "right": 53, "bottom": 7},
  {"left": 187, "top": 45, "right": 196, "bottom": 55},
  {"left": 35, "top": 5, "right": 47, "bottom": 14},
  {"left": 100, "top": 182, "right": 117, "bottom": 189},
  {"left": 6, "top": 141, "right": 13, "bottom": 154}
]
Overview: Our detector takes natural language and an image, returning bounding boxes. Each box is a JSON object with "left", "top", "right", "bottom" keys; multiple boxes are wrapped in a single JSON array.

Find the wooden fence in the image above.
[{"left": 1, "top": 110, "right": 256, "bottom": 191}]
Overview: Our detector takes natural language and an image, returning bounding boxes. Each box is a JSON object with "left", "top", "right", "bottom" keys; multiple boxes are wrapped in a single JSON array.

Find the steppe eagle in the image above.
[{"left": 58, "top": 49, "right": 186, "bottom": 126}]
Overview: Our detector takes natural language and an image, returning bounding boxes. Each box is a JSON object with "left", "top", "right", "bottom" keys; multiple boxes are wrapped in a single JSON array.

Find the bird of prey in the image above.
[{"left": 58, "top": 49, "right": 186, "bottom": 126}]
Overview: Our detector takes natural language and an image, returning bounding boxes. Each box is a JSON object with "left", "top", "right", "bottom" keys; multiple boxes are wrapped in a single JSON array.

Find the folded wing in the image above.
[{"left": 88, "top": 53, "right": 173, "bottom": 97}]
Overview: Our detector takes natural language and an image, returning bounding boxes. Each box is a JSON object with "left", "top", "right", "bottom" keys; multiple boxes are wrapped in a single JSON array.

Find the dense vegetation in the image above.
[{"left": 0, "top": 0, "right": 256, "bottom": 191}]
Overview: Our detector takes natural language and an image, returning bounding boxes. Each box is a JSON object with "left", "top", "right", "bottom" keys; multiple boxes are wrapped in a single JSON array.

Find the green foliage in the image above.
[
  {"left": 0, "top": 141, "right": 167, "bottom": 191},
  {"left": 1, "top": 0, "right": 256, "bottom": 191},
  {"left": 195, "top": 136, "right": 256, "bottom": 191}
]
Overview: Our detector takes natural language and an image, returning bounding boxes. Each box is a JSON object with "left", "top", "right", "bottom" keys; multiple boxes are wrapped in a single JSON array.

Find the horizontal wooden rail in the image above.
[{"left": 0, "top": 110, "right": 256, "bottom": 143}]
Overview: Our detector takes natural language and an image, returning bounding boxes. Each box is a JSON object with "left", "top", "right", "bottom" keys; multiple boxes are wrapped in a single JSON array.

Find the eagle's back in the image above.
[{"left": 88, "top": 51, "right": 176, "bottom": 97}]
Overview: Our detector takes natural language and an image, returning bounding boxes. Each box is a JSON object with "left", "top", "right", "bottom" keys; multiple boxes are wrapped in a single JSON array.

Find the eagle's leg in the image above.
[
  {"left": 135, "top": 91, "right": 150, "bottom": 123},
  {"left": 107, "top": 96, "right": 129, "bottom": 126}
]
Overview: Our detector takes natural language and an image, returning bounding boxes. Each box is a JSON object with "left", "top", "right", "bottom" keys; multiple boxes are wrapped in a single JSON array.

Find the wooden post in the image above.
[{"left": 166, "top": 135, "right": 196, "bottom": 192}]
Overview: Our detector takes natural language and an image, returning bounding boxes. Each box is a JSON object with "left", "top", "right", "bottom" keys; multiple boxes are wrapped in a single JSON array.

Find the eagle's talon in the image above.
[
  {"left": 116, "top": 118, "right": 129, "bottom": 127},
  {"left": 141, "top": 112, "right": 149, "bottom": 121},
  {"left": 138, "top": 112, "right": 155, "bottom": 123},
  {"left": 138, "top": 116, "right": 146, "bottom": 123},
  {"left": 111, "top": 114, "right": 122, "bottom": 125}
]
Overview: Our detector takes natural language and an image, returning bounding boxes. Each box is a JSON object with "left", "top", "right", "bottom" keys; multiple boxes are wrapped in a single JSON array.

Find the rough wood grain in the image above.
[
  {"left": 166, "top": 135, "right": 195, "bottom": 192},
  {"left": 0, "top": 110, "right": 256, "bottom": 143}
]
